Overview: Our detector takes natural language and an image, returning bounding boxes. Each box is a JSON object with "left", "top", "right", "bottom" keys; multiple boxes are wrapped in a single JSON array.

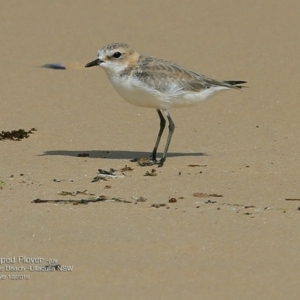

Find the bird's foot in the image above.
[
  {"left": 149, "top": 155, "right": 165, "bottom": 167},
  {"left": 130, "top": 157, "right": 163, "bottom": 167}
]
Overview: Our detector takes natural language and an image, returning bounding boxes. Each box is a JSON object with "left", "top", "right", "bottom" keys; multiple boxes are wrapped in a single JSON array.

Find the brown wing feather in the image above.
[{"left": 132, "top": 56, "right": 241, "bottom": 93}]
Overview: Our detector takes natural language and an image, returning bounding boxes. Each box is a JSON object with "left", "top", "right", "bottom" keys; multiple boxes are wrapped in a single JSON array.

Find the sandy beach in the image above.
[{"left": 1, "top": 1, "right": 300, "bottom": 299}]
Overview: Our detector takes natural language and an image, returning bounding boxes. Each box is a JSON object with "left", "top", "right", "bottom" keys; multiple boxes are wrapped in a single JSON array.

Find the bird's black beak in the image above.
[{"left": 85, "top": 58, "right": 102, "bottom": 68}]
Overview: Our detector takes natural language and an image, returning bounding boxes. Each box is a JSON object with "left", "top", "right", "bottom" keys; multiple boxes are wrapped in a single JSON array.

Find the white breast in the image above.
[{"left": 108, "top": 74, "right": 230, "bottom": 110}]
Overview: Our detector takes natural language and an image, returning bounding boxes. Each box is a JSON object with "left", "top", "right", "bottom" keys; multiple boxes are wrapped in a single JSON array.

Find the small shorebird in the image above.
[{"left": 85, "top": 43, "right": 246, "bottom": 166}]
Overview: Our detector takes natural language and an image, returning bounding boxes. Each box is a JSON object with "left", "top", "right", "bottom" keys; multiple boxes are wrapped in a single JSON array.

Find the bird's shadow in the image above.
[{"left": 40, "top": 150, "right": 207, "bottom": 160}]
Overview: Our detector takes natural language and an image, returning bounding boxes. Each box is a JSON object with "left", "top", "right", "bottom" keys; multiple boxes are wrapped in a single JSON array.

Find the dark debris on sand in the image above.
[
  {"left": 41, "top": 63, "right": 66, "bottom": 70},
  {"left": 32, "top": 196, "right": 132, "bottom": 205},
  {"left": 0, "top": 128, "right": 36, "bottom": 141}
]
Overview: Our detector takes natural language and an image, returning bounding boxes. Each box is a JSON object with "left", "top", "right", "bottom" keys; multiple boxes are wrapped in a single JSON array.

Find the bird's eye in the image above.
[{"left": 112, "top": 52, "right": 122, "bottom": 58}]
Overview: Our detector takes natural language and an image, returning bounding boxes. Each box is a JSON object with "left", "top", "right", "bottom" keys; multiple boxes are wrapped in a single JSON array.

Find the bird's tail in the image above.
[{"left": 224, "top": 80, "right": 247, "bottom": 89}]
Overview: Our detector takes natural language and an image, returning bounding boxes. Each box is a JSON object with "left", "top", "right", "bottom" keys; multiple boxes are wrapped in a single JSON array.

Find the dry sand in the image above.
[{"left": 1, "top": 0, "right": 300, "bottom": 299}]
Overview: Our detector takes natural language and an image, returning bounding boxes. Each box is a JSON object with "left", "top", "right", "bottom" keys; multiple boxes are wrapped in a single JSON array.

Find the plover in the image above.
[{"left": 85, "top": 43, "right": 246, "bottom": 166}]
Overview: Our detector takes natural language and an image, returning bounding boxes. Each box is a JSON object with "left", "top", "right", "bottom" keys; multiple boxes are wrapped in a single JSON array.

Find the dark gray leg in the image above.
[
  {"left": 159, "top": 110, "right": 175, "bottom": 167},
  {"left": 150, "top": 109, "right": 166, "bottom": 161}
]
